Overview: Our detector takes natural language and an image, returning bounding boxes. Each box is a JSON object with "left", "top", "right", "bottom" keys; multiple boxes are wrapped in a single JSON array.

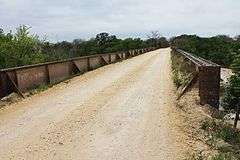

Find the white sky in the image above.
[{"left": 1, "top": 0, "right": 240, "bottom": 42}]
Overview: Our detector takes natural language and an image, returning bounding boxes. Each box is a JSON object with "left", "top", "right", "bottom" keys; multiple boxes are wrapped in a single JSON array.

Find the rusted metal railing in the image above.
[
  {"left": 0, "top": 48, "right": 155, "bottom": 99},
  {"left": 172, "top": 48, "right": 221, "bottom": 108}
]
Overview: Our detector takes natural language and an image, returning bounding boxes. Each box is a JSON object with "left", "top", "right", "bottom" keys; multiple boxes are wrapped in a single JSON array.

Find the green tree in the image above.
[
  {"left": 0, "top": 26, "right": 165, "bottom": 69},
  {"left": 231, "top": 55, "right": 240, "bottom": 73},
  {"left": 223, "top": 56, "right": 240, "bottom": 128},
  {"left": 95, "top": 32, "right": 117, "bottom": 53},
  {"left": 170, "top": 35, "right": 237, "bottom": 67},
  {"left": 147, "top": 31, "right": 169, "bottom": 48},
  {"left": 0, "top": 25, "right": 45, "bottom": 69}
]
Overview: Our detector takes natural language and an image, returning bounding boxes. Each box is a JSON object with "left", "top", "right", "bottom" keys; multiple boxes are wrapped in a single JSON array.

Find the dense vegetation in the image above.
[
  {"left": 170, "top": 35, "right": 240, "bottom": 67},
  {"left": 200, "top": 119, "right": 240, "bottom": 159},
  {"left": 0, "top": 26, "right": 45, "bottom": 69},
  {"left": 0, "top": 26, "right": 169, "bottom": 69},
  {"left": 223, "top": 55, "right": 240, "bottom": 129}
]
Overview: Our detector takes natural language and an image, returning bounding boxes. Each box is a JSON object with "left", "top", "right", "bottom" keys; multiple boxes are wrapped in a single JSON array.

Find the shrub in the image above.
[
  {"left": 222, "top": 74, "right": 240, "bottom": 128},
  {"left": 211, "top": 153, "right": 239, "bottom": 160},
  {"left": 201, "top": 119, "right": 240, "bottom": 147}
]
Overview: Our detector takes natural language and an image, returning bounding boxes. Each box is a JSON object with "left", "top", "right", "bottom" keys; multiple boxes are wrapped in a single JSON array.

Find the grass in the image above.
[
  {"left": 36, "top": 84, "right": 49, "bottom": 92},
  {"left": 28, "top": 84, "right": 49, "bottom": 96},
  {"left": 210, "top": 153, "right": 239, "bottom": 160},
  {"left": 201, "top": 119, "right": 240, "bottom": 146},
  {"left": 198, "top": 119, "right": 240, "bottom": 160},
  {"left": 171, "top": 50, "right": 195, "bottom": 89},
  {"left": 172, "top": 69, "right": 192, "bottom": 88},
  {"left": 187, "top": 151, "right": 205, "bottom": 160}
]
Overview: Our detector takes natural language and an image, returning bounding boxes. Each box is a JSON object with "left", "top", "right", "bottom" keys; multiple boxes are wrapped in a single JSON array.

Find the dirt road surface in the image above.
[{"left": 0, "top": 48, "right": 189, "bottom": 160}]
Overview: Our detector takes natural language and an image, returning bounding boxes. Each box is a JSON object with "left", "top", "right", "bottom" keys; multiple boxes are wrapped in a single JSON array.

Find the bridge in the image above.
[{"left": 0, "top": 48, "right": 220, "bottom": 159}]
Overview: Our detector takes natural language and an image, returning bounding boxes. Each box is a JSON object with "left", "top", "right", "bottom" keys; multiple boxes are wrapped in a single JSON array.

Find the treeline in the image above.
[
  {"left": 0, "top": 26, "right": 169, "bottom": 69},
  {"left": 170, "top": 35, "right": 240, "bottom": 67},
  {"left": 1, "top": 26, "right": 239, "bottom": 70}
]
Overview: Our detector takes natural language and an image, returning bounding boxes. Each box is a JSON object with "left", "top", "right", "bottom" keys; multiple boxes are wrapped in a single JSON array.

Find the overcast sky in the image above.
[{"left": 1, "top": 0, "right": 240, "bottom": 42}]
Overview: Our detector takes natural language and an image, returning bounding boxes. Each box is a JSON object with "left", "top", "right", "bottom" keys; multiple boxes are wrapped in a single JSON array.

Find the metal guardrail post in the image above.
[
  {"left": 0, "top": 72, "right": 7, "bottom": 98},
  {"left": 87, "top": 57, "right": 91, "bottom": 71},
  {"left": 198, "top": 66, "right": 221, "bottom": 108}
]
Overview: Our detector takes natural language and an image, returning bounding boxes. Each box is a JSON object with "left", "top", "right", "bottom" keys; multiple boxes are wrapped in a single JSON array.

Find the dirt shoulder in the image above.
[
  {"left": 175, "top": 87, "right": 215, "bottom": 158},
  {"left": 175, "top": 85, "right": 240, "bottom": 160}
]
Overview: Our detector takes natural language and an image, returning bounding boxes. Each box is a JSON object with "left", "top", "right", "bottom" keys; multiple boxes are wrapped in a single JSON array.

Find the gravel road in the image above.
[{"left": 0, "top": 48, "right": 189, "bottom": 160}]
